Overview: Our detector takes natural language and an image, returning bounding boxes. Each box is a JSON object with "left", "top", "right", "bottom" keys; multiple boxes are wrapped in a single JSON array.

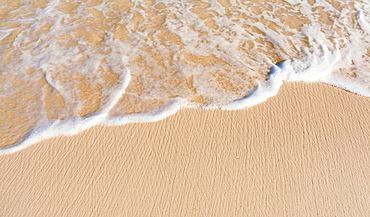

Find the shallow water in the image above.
[{"left": 1, "top": 0, "right": 370, "bottom": 152}]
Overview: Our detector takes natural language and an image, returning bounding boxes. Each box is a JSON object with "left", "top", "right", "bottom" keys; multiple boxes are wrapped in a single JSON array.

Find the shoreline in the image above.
[
  {"left": 2, "top": 74, "right": 370, "bottom": 154},
  {"left": 1, "top": 81, "right": 370, "bottom": 216}
]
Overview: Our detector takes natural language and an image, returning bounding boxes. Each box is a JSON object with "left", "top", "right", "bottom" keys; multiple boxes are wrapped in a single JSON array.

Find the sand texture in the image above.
[{"left": 1, "top": 82, "right": 370, "bottom": 216}]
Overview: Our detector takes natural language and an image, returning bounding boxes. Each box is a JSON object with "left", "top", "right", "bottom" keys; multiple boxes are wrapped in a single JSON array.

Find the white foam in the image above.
[
  {"left": 2, "top": 45, "right": 368, "bottom": 155},
  {"left": 102, "top": 68, "right": 132, "bottom": 114},
  {"left": 356, "top": 3, "right": 370, "bottom": 34},
  {"left": 2, "top": 0, "right": 370, "bottom": 154},
  {"left": 0, "top": 28, "right": 12, "bottom": 42}
]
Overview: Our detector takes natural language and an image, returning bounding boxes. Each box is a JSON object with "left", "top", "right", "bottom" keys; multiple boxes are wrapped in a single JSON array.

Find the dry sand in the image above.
[{"left": 1, "top": 82, "right": 370, "bottom": 216}]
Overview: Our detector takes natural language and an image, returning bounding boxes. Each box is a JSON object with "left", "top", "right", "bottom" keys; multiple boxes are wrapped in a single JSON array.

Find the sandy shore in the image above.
[{"left": 1, "top": 82, "right": 370, "bottom": 216}]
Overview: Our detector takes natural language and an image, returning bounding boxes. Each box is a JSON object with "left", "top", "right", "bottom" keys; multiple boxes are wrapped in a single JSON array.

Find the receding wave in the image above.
[{"left": 1, "top": 0, "right": 370, "bottom": 153}]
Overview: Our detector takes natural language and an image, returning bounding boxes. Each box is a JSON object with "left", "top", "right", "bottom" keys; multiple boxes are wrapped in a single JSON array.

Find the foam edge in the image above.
[{"left": 1, "top": 55, "right": 370, "bottom": 154}]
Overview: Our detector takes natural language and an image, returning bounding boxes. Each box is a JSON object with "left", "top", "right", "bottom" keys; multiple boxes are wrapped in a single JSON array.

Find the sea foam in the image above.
[{"left": 1, "top": 0, "right": 370, "bottom": 154}]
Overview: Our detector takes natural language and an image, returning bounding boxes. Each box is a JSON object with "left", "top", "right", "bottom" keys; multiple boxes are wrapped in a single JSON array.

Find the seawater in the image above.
[{"left": 1, "top": 0, "right": 370, "bottom": 153}]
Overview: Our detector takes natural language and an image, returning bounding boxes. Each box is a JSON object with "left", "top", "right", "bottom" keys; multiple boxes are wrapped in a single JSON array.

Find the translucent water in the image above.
[{"left": 1, "top": 0, "right": 369, "bottom": 153}]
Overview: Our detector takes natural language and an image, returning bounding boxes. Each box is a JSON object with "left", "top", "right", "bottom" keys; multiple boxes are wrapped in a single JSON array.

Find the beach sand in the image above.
[{"left": 1, "top": 82, "right": 369, "bottom": 216}]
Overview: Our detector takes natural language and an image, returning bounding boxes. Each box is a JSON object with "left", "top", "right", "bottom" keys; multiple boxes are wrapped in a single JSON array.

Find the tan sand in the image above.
[{"left": 1, "top": 82, "right": 370, "bottom": 216}]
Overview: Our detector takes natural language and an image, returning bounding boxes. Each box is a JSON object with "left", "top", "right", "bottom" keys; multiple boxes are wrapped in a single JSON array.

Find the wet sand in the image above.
[{"left": 1, "top": 82, "right": 370, "bottom": 216}]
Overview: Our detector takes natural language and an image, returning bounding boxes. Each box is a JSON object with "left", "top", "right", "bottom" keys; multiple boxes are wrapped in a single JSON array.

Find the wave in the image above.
[{"left": 1, "top": 0, "right": 370, "bottom": 153}]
